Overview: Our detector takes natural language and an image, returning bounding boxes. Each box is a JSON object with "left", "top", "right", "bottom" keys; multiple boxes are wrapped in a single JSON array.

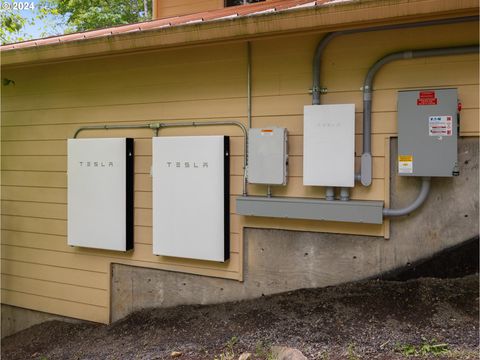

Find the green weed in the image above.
[
  {"left": 214, "top": 336, "right": 239, "bottom": 360},
  {"left": 347, "top": 343, "right": 360, "bottom": 360},
  {"left": 398, "top": 339, "right": 449, "bottom": 357},
  {"left": 254, "top": 341, "right": 275, "bottom": 360}
]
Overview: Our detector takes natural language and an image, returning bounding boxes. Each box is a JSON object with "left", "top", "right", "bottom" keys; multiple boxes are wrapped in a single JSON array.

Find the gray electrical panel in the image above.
[
  {"left": 248, "top": 127, "right": 288, "bottom": 185},
  {"left": 397, "top": 88, "right": 458, "bottom": 177}
]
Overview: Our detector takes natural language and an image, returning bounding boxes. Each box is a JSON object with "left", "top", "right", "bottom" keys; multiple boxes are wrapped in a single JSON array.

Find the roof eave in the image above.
[{"left": 1, "top": 0, "right": 478, "bottom": 67}]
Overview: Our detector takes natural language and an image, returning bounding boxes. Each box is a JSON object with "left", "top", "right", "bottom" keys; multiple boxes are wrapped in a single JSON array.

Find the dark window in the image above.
[{"left": 225, "top": 0, "right": 265, "bottom": 7}]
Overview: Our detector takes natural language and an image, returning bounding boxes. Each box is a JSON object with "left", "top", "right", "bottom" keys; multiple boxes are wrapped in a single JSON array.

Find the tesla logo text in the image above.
[
  {"left": 166, "top": 161, "right": 208, "bottom": 168},
  {"left": 79, "top": 161, "right": 114, "bottom": 167}
]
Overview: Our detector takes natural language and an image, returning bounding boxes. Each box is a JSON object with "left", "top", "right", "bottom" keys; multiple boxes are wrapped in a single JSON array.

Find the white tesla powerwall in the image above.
[
  {"left": 67, "top": 138, "right": 134, "bottom": 251},
  {"left": 152, "top": 136, "right": 229, "bottom": 262}
]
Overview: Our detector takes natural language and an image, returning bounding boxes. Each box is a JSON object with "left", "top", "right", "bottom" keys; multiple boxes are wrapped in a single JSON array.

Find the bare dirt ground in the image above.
[{"left": 2, "top": 275, "right": 478, "bottom": 360}]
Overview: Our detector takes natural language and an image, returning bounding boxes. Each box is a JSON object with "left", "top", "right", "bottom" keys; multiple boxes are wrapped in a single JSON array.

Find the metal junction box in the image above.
[
  {"left": 67, "top": 138, "right": 134, "bottom": 251},
  {"left": 303, "top": 104, "right": 355, "bottom": 187},
  {"left": 248, "top": 127, "right": 288, "bottom": 185},
  {"left": 398, "top": 89, "right": 458, "bottom": 177}
]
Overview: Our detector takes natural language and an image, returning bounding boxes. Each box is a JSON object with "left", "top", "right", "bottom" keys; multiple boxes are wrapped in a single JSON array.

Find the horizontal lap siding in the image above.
[
  {"left": 156, "top": 0, "right": 222, "bottom": 18},
  {"left": 1, "top": 21, "right": 478, "bottom": 323}
]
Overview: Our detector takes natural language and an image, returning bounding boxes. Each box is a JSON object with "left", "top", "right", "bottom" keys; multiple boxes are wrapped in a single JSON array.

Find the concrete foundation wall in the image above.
[
  {"left": 110, "top": 137, "right": 479, "bottom": 322},
  {"left": 1, "top": 304, "right": 81, "bottom": 338}
]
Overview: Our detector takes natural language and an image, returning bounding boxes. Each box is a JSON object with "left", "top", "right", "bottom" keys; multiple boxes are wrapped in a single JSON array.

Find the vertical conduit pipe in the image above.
[
  {"left": 325, "top": 187, "right": 335, "bottom": 200},
  {"left": 312, "top": 33, "right": 338, "bottom": 200},
  {"left": 312, "top": 32, "right": 339, "bottom": 105},
  {"left": 325, "top": 187, "right": 335, "bottom": 201},
  {"left": 247, "top": 41, "right": 252, "bottom": 129},
  {"left": 340, "top": 187, "right": 350, "bottom": 201},
  {"left": 246, "top": 41, "right": 252, "bottom": 196}
]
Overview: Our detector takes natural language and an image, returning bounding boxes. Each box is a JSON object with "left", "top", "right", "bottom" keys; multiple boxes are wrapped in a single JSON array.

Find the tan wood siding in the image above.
[
  {"left": 156, "top": 0, "right": 223, "bottom": 18},
  {"left": 1, "top": 21, "right": 478, "bottom": 323}
]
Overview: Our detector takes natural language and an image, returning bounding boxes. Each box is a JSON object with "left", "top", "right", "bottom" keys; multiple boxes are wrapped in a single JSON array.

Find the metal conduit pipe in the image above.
[
  {"left": 325, "top": 187, "right": 335, "bottom": 201},
  {"left": 383, "top": 177, "right": 431, "bottom": 217},
  {"left": 73, "top": 120, "right": 249, "bottom": 196},
  {"left": 339, "top": 187, "right": 350, "bottom": 201},
  {"left": 246, "top": 42, "right": 253, "bottom": 195},
  {"left": 312, "top": 32, "right": 339, "bottom": 105},
  {"left": 247, "top": 41, "right": 252, "bottom": 129},
  {"left": 312, "top": 16, "right": 478, "bottom": 104},
  {"left": 312, "top": 33, "right": 340, "bottom": 199},
  {"left": 361, "top": 44, "right": 479, "bottom": 187},
  {"left": 325, "top": 186, "right": 335, "bottom": 200},
  {"left": 311, "top": 15, "right": 478, "bottom": 186},
  {"left": 73, "top": 124, "right": 151, "bottom": 138}
]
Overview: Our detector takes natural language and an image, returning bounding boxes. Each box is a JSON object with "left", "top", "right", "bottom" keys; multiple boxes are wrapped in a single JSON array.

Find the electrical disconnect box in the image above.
[
  {"left": 248, "top": 127, "right": 288, "bottom": 185},
  {"left": 397, "top": 89, "right": 458, "bottom": 177},
  {"left": 303, "top": 104, "right": 355, "bottom": 187},
  {"left": 67, "top": 138, "right": 134, "bottom": 251},
  {"left": 152, "top": 136, "right": 229, "bottom": 262}
]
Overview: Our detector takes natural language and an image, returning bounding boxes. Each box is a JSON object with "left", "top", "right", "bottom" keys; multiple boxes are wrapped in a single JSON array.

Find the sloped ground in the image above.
[{"left": 2, "top": 275, "right": 478, "bottom": 360}]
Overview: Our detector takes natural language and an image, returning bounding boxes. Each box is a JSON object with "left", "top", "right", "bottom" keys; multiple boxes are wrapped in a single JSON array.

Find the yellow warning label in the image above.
[
  {"left": 398, "top": 155, "right": 413, "bottom": 162},
  {"left": 398, "top": 155, "right": 413, "bottom": 174}
]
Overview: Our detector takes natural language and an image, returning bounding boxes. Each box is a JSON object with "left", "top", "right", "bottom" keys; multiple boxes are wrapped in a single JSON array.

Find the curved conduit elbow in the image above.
[
  {"left": 311, "top": 16, "right": 478, "bottom": 106},
  {"left": 383, "top": 177, "right": 431, "bottom": 217}
]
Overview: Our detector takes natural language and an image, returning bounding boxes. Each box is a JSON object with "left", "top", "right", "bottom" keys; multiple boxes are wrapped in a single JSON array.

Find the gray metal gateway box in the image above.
[
  {"left": 247, "top": 127, "right": 288, "bottom": 185},
  {"left": 397, "top": 88, "right": 458, "bottom": 177}
]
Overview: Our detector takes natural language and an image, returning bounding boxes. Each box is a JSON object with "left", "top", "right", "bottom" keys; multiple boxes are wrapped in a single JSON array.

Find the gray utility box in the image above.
[
  {"left": 248, "top": 127, "right": 288, "bottom": 185},
  {"left": 397, "top": 88, "right": 458, "bottom": 177}
]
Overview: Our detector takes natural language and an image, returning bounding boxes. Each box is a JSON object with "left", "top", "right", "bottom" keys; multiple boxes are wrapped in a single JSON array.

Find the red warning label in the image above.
[
  {"left": 417, "top": 98, "right": 438, "bottom": 105},
  {"left": 419, "top": 91, "right": 436, "bottom": 99}
]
